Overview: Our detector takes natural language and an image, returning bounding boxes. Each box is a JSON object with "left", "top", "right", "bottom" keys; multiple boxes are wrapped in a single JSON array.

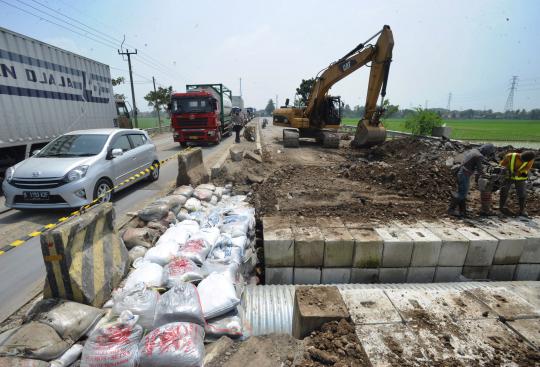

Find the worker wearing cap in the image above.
[
  {"left": 448, "top": 144, "right": 495, "bottom": 217},
  {"left": 499, "top": 150, "right": 535, "bottom": 217},
  {"left": 232, "top": 111, "right": 243, "bottom": 143}
]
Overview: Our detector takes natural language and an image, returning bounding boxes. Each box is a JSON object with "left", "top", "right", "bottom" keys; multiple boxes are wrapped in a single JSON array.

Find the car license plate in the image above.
[
  {"left": 23, "top": 191, "right": 50, "bottom": 201},
  {"left": 189, "top": 136, "right": 199, "bottom": 140}
]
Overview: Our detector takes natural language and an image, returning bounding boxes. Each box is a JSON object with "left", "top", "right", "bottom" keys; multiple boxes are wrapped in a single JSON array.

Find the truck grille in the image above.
[
  {"left": 11, "top": 178, "right": 66, "bottom": 189},
  {"left": 175, "top": 118, "right": 209, "bottom": 127}
]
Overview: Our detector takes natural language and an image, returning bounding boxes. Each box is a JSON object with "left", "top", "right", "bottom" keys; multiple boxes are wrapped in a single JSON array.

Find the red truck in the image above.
[{"left": 169, "top": 84, "right": 233, "bottom": 147}]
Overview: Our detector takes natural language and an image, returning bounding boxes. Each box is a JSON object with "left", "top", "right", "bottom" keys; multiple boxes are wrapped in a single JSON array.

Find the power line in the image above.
[{"left": 505, "top": 76, "right": 518, "bottom": 111}]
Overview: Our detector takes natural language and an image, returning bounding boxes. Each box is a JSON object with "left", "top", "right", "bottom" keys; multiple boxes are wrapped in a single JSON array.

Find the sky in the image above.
[{"left": 1, "top": 0, "right": 539, "bottom": 112}]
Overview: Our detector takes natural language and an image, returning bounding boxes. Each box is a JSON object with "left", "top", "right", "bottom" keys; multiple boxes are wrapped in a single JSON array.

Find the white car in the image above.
[{"left": 2, "top": 129, "right": 159, "bottom": 209}]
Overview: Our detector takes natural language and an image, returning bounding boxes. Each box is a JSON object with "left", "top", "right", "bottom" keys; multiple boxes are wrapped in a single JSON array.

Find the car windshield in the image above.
[
  {"left": 171, "top": 98, "right": 213, "bottom": 113},
  {"left": 37, "top": 134, "right": 108, "bottom": 157}
]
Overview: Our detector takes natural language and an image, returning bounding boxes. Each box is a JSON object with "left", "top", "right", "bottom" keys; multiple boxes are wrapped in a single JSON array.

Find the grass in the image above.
[
  {"left": 135, "top": 117, "right": 171, "bottom": 129},
  {"left": 342, "top": 118, "right": 540, "bottom": 142}
]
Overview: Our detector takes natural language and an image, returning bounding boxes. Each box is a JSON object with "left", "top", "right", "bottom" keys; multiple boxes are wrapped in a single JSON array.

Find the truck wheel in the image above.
[
  {"left": 93, "top": 178, "right": 113, "bottom": 203},
  {"left": 147, "top": 161, "right": 160, "bottom": 182},
  {"left": 180, "top": 142, "right": 188, "bottom": 148}
]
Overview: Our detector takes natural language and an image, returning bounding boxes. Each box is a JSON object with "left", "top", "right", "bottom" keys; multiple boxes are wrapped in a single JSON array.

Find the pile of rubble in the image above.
[{"left": 0, "top": 182, "right": 257, "bottom": 366}]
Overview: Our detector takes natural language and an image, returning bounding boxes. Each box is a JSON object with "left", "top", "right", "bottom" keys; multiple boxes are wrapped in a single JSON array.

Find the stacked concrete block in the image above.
[
  {"left": 265, "top": 267, "right": 293, "bottom": 285},
  {"left": 375, "top": 227, "right": 414, "bottom": 268},
  {"left": 457, "top": 226, "right": 498, "bottom": 280},
  {"left": 429, "top": 227, "right": 469, "bottom": 282},
  {"left": 405, "top": 228, "right": 441, "bottom": 282},
  {"left": 263, "top": 217, "right": 294, "bottom": 285},
  {"left": 293, "top": 227, "right": 324, "bottom": 267},
  {"left": 348, "top": 228, "right": 383, "bottom": 283},
  {"left": 322, "top": 226, "right": 354, "bottom": 267},
  {"left": 506, "top": 222, "right": 540, "bottom": 280},
  {"left": 294, "top": 268, "right": 321, "bottom": 284}
]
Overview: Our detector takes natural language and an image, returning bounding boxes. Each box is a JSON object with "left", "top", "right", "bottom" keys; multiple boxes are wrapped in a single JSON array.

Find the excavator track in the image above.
[
  {"left": 321, "top": 131, "right": 340, "bottom": 148},
  {"left": 283, "top": 128, "right": 300, "bottom": 148}
]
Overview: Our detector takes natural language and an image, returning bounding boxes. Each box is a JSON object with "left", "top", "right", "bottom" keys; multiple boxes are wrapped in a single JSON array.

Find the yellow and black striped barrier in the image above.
[{"left": 0, "top": 147, "right": 194, "bottom": 256}]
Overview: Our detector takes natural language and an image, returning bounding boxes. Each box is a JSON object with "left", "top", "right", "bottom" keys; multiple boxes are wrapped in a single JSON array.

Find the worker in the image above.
[
  {"left": 233, "top": 111, "right": 243, "bottom": 143},
  {"left": 448, "top": 144, "right": 495, "bottom": 217},
  {"left": 499, "top": 150, "right": 535, "bottom": 217}
]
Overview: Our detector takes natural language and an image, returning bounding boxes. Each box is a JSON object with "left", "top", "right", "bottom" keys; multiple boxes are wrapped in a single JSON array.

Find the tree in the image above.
[
  {"left": 295, "top": 78, "right": 315, "bottom": 105},
  {"left": 144, "top": 86, "right": 173, "bottom": 111},
  {"left": 114, "top": 93, "right": 126, "bottom": 100},
  {"left": 382, "top": 99, "right": 399, "bottom": 120},
  {"left": 404, "top": 107, "right": 443, "bottom": 136},
  {"left": 111, "top": 76, "right": 125, "bottom": 86},
  {"left": 265, "top": 99, "right": 275, "bottom": 115}
]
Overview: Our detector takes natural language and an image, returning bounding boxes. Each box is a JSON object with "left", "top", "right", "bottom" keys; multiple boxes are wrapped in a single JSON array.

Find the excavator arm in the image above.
[{"left": 305, "top": 25, "right": 394, "bottom": 146}]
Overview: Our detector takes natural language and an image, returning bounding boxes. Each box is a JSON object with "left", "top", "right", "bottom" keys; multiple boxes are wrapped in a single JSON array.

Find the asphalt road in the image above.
[{"left": 0, "top": 128, "right": 239, "bottom": 323}]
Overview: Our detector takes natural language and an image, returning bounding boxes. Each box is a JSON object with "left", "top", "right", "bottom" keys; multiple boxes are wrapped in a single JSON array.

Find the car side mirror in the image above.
[
  {"left": 32, "top": 149, "right": 41, "bottom": 156},
  {"left": 112, "top": 148, "right": 123, "bottom": 158}
]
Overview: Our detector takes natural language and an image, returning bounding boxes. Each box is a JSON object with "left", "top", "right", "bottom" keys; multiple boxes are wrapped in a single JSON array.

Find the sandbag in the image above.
[
  {"left": 206, "top": 209, "right": 223, "bottom": 228},
  {"left": 49, "top": 344, "right": 83, "bottom": 367},
  {"left": 138, "top": 203, "right": 169, "bottom": 222},
  {"left": 155, "top": 195, "right": 187, "bottom": 214},
  {"left": 138, "top": 322, "right": 205, "bottom": 367},
  {"left": 197, "top": 273, "right": 240, "bottom": 319},
  {"left": 112, "top": 283, "right": 159, "bottom": 330},
  {"left": 154, "top": 283, "right": 205, "bottom": 327},
  {"left": 210, "top": 196, "right": 218, "bottom": 205},
  {"left": 178, "top": 239, "right": 211, "bottom": 265},
  {"left": 124, "top": 260, "right": 164, "bottom": 289},
  {"left": 24, "top": 299, "right": 104, "bottom": 342},
  {"left": 214, "top": 187, "right": 224, "bottom": 200},
  {"left": 164, "top": 257, "right": 206, "bottom": 286},
  {"left": 0, "top": 322, "right": 70, "bottom": 361},
  {"left": 122, "top": 227, "right": 157, "bottom": 249},
  {"left": 184, "top": 198, "right": 202, "bottom": 212},
  {"left": 205, "top": 308, "right": 243, "bottom": 338},
  {"left": 190, "top": 227, "right": 221, "bottom": 249},
  {"left": 201, "top": 259, "right": 239, "bottom": 284},
  {"left": 188, "top": 211, "right": 208, "bottom": 226},
  {"left": 144, "top": 241, "right": 179, "bottom": 266},
  {"left": 196, "top": 183, "right": 216, "bottom": 192},
  {"left": 128, "top": 246, "right": 147, "bottom": 265},
  {"left": 160, "top": 211, "right": 177, "bottom": 227},
  {"left": 155, "top": 225, "right": 191, "bottom": 248},
  {"left": 176, "top": 220, "right": 200, "bottom": 236},
  {"left": 193, "top": 188, "right": 213, "bottom": 202},
  {"left": 208, "top": 235, "right": 243, "bottom": 264},
  {"left": 147, "top": 221, "right": 168, "bottom": 235},
  {"left": 0, "top": 357, "right": 49, "bottom": 367},
  {"left": 176, "top": 208, "right": 191, "bottom": 222},
  {"left": 231, "top": 235, "right": 248, "bottom": 250},
  {"left": 173, "top": 185, "right": 194, "bottom": 198},
  {"left": 221, "top": 215, "right": 250, "bottom": 237},
  {"left": 80, "top": 311, "right": 142, "bottom": 367}
]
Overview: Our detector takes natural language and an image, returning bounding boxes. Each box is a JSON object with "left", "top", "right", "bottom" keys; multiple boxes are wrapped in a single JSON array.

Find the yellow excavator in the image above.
[{"left": 272, "top": 25, "right": 394, "bottom": 148}]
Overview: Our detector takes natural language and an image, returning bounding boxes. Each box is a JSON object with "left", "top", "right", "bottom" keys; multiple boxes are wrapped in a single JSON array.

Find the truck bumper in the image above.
[{"left": 173, "top": 128, "right": 220, "bottom": 143}]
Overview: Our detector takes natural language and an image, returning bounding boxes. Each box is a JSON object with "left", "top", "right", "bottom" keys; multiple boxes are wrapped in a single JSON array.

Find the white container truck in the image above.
[{"left": 0, "top": 27, "right": 127, "bottom": 178}]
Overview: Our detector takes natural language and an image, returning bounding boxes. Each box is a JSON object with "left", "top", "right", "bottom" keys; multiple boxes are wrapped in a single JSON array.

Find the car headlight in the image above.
[
  {"left": 65, "top": 165, "right": 89, "bottom": 182},
  {"left": 5, "top": 166, "right": 15, "bottom": 182}
]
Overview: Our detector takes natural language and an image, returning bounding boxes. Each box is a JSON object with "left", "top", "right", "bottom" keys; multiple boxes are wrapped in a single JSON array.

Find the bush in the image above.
[{"left": 404, "top": 108, "right": 443, "bottom": 136}]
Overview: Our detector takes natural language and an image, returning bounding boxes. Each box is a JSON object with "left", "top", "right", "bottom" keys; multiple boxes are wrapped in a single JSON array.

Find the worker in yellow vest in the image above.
[{"left": 499, "top": 151, "right": 535, "bottom": 217}]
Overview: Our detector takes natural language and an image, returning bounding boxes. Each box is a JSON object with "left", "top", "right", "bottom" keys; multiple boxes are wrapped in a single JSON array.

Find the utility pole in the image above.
[
  {"left": 505, "top": 75, "right": 519, "bottom": 112},
  {"left": 118, "top": 48, "right": 138, "bottom": 128},
  {"left": 447, "top": 92, "right": 452, "bottom": 111},
  {"left": 152, "top": 76, "right": 162, "bottom": 133},
  {"left": 276, "top": 94, "right": 278, "bottom": 108},
  {"left": 239, "top": 77, "right": 242, "bottom": 97}
]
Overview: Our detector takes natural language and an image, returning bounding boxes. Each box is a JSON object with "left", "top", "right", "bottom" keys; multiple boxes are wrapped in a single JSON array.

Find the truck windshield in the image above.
[
  {"left": 171, "top": 98, "right": 213, "bottom": 113},
  {"left": 37, "top": 134, "right": 108, "bottom": 157}
]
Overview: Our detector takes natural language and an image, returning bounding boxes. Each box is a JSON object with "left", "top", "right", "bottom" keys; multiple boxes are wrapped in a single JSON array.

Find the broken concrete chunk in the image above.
[
  {"left": 245, "top": 151, "right": 263, "bottom": 163},
  {"left": 243, "top": 125, "right": 256, "bottom": 141},
  {"left": 247, "top": 174, "right": 265, "bottom": 184},
  {"left": 230, "top": 147, "right": 244, "bottom": 162}
]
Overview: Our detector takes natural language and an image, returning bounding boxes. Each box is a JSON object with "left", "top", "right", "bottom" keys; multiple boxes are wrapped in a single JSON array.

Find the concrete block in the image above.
[
  {"left": 264, "top": 227, "right": 294, "bottom": 267},
  {"left": 294, "top": 268, "right": 321, "bottom": 285},
  {"left": 292, "top": 286, "right": 349, "bottom": 339},
  {"left": 406, "top": 267, "right": 436, "bottom": 282},
  {"left": 378, "top": 268, "right": 408, "bottom": 283},
  {"left": 176, "top": 147, "right": 209, "bottom": 187},
  {"left": 340, "top": 289, "right": 402, "bottom": 325},
  {"left": 265, "top": 267, "right": 293, "bottom": 285},
  {"left": 322, "top": 227, "right": 354, "bottom": 267},
  {"left": 405, "top": 227, "right": 442, "bottom": 267},
  {"left": 349, "top": 228, "right": 383, "bottom": 268},
  {"left": 318, "top": 217, "right": 345, "bottom": 228},
  {"left": 434, "top": 266, "right": 463, "bottom": 282},
  {"left": 465, "top": 287, "right": 540, "bottom": 319},
  {"left": 350, "top": 268, "right": 379, "bottom": 283},
  {"left": 462, "top": 266, "right": 490, "bottom": 280},
  {"left": 321, "top": 268, "right": 351, "bottom": 284},
  {"left": 479, "top": 225, "right": 526, "bottom": 265},
  {"left": 506, "top": 319, "right": 540, "bottom": 350},
  {"left": 293, "top": 227, "right": 324, "bottom": 267},
  {"left": 488, "top": 265, "right": 516, "bottom": 281},
  {"left": 229, "top": 147, "right": 244, "bottom": 161},
  {"left": 456, "top": 227, "right": 498, "bottom": 266},
  {"left": 514, "top": 264, "right": 540, "bottom": 280},
  {"left": 509, "top": 225, "right": 540, "bottom": 263},
  {"left": 343, "top": 220, "right": 371, "bottom": 229},
  {"left": 262, "top": 216, "right": 291, "bottom": 231},
  {"left": 429, "top": 227, "right": 469, "bottom": 266},
  {"left": 375, "top": 227, "right": 413, "bottom": 267}
]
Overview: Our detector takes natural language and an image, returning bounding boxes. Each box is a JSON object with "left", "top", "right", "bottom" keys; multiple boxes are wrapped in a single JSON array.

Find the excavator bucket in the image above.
[{"left": 351, "top": 119, "right": 387, "bottom": 148}]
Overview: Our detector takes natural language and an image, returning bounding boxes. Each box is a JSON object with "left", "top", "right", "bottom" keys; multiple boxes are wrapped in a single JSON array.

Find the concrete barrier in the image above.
[
  {"left": 176, "top": 147, "right": 209, "bottom": 187},
  {"left": 40, "top": 203, "right": 129, "bottom": 307}
]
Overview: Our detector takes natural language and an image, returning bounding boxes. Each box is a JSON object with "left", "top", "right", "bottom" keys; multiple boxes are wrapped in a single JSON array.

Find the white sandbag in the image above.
[
  {"left": 231, "top": 235, "right": 248, "bottom": 250},
  {"left": 176, "top": 208, "right": 191, "bottom": 222},
  {"left": 154, "top": 283, "right": 205, "bottom": 327},
  {"left": 155, "top": 195, "right": 187, "bottom": 214},
  {"left": 178, "top": 238, "right": 211, "bottom": 265},
  {"left": 190, "top": 227, "right": 221, "bottom": 249},
  {"left": 193, "top": 188, "right": 213, "bottom": 202},
  {"left": 156, "top": 225, "right": 192, "bottom": 248},
  {"left": 173, "top": 185, "right": 194, "bottom": 198},
  {"left": 210, "top": 195, "right": 218, "bottom": 205},
  {"left": 197, "top": 273, "right": 240, "bottom": 319},
  {"left": 196, "top": 183, "right": 216, "bottom": 192},
  {"left": 184, "top": 197, "right": 202, "bottom": 212},
  {"left": 0, "top": 322, "right": 70, "bottom": 361},
  {"left": 221, "top": 215, "right": 250, "bottom": 237},
  {"left": 24, "top": 299, "right": 104, "bottom": 343},
  {"left": 221, "top": 194, "right": 231, "bottom": 201},
  {"left": 124, "top": 261, "right": 164, "bottom": 289},
  {"left": 176, "top": 220, "right": 200, "bottom": 235},
  {"left": 164, "top": 257, "right": 206, "bottom": 286},
  {"left": 205, "top": 309, "right": 243, "bottom": 338},
  {"left": 81, "top": 311, "right": 142, "bottom": 367},
  {"left": 112, "top": 283, "right": 159, "bottom": 330},
  {"left": 138, "top": 203, "right": 169, "bottom": 222},
  {"left": 128, "top": 246, "right": 147, "bottom": 265},
  {"left": 206, "top": 208, "right": 223, "bottom": 228},
  {"left": 208, "top": 235, "right": 243, "bottom": 264},
  {"left": 188, "top": 211, "right": 208, "bottom": 226},
  {"left": 144, "top": 241, "right": 179, "bottom": 266},
  {"left": 49, "top": 344, "right": 83, "bottom": 367},
  {"left": 214, "top": 187, "right": 224, "bottom": 200},
  {"left": 138, "top": 322, "right": 204, "bottom": 367},
  {"left": 201, "top": 259, "right": 239, "bottom": 284}
]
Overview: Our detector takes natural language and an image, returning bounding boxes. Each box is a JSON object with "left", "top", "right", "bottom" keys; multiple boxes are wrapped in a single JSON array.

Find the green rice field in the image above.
[{"left": 134, "top": 117, "right": 171, "bottom": 129}]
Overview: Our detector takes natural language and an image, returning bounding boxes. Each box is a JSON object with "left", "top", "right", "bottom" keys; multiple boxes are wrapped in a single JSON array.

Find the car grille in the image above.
[
  {"left": 14, "top": 194, "right": 67, "bottom": 204},
  {"left": 10, "top": 178, "right": 66, "bottom": 189},
  {"left": 175, "top": 118, "right": 209, "bottom": 127}
]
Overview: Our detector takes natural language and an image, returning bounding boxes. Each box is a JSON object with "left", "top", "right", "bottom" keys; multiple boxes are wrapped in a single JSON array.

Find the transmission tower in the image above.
[
  {"left": 505, "top": 76, "right": 519, "bottom": 111},
  {"left": 447, "top": 92, "right": 452, "bottom": 110}
]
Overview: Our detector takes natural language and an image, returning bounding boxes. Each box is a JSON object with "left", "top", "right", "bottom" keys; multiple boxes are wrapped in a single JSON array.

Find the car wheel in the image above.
[
  {"left": 93, "top": 179, "right": 113, "bottom": 203},
  {"left": 148, "top": 162, "right": 160, "bottom": 182}
]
